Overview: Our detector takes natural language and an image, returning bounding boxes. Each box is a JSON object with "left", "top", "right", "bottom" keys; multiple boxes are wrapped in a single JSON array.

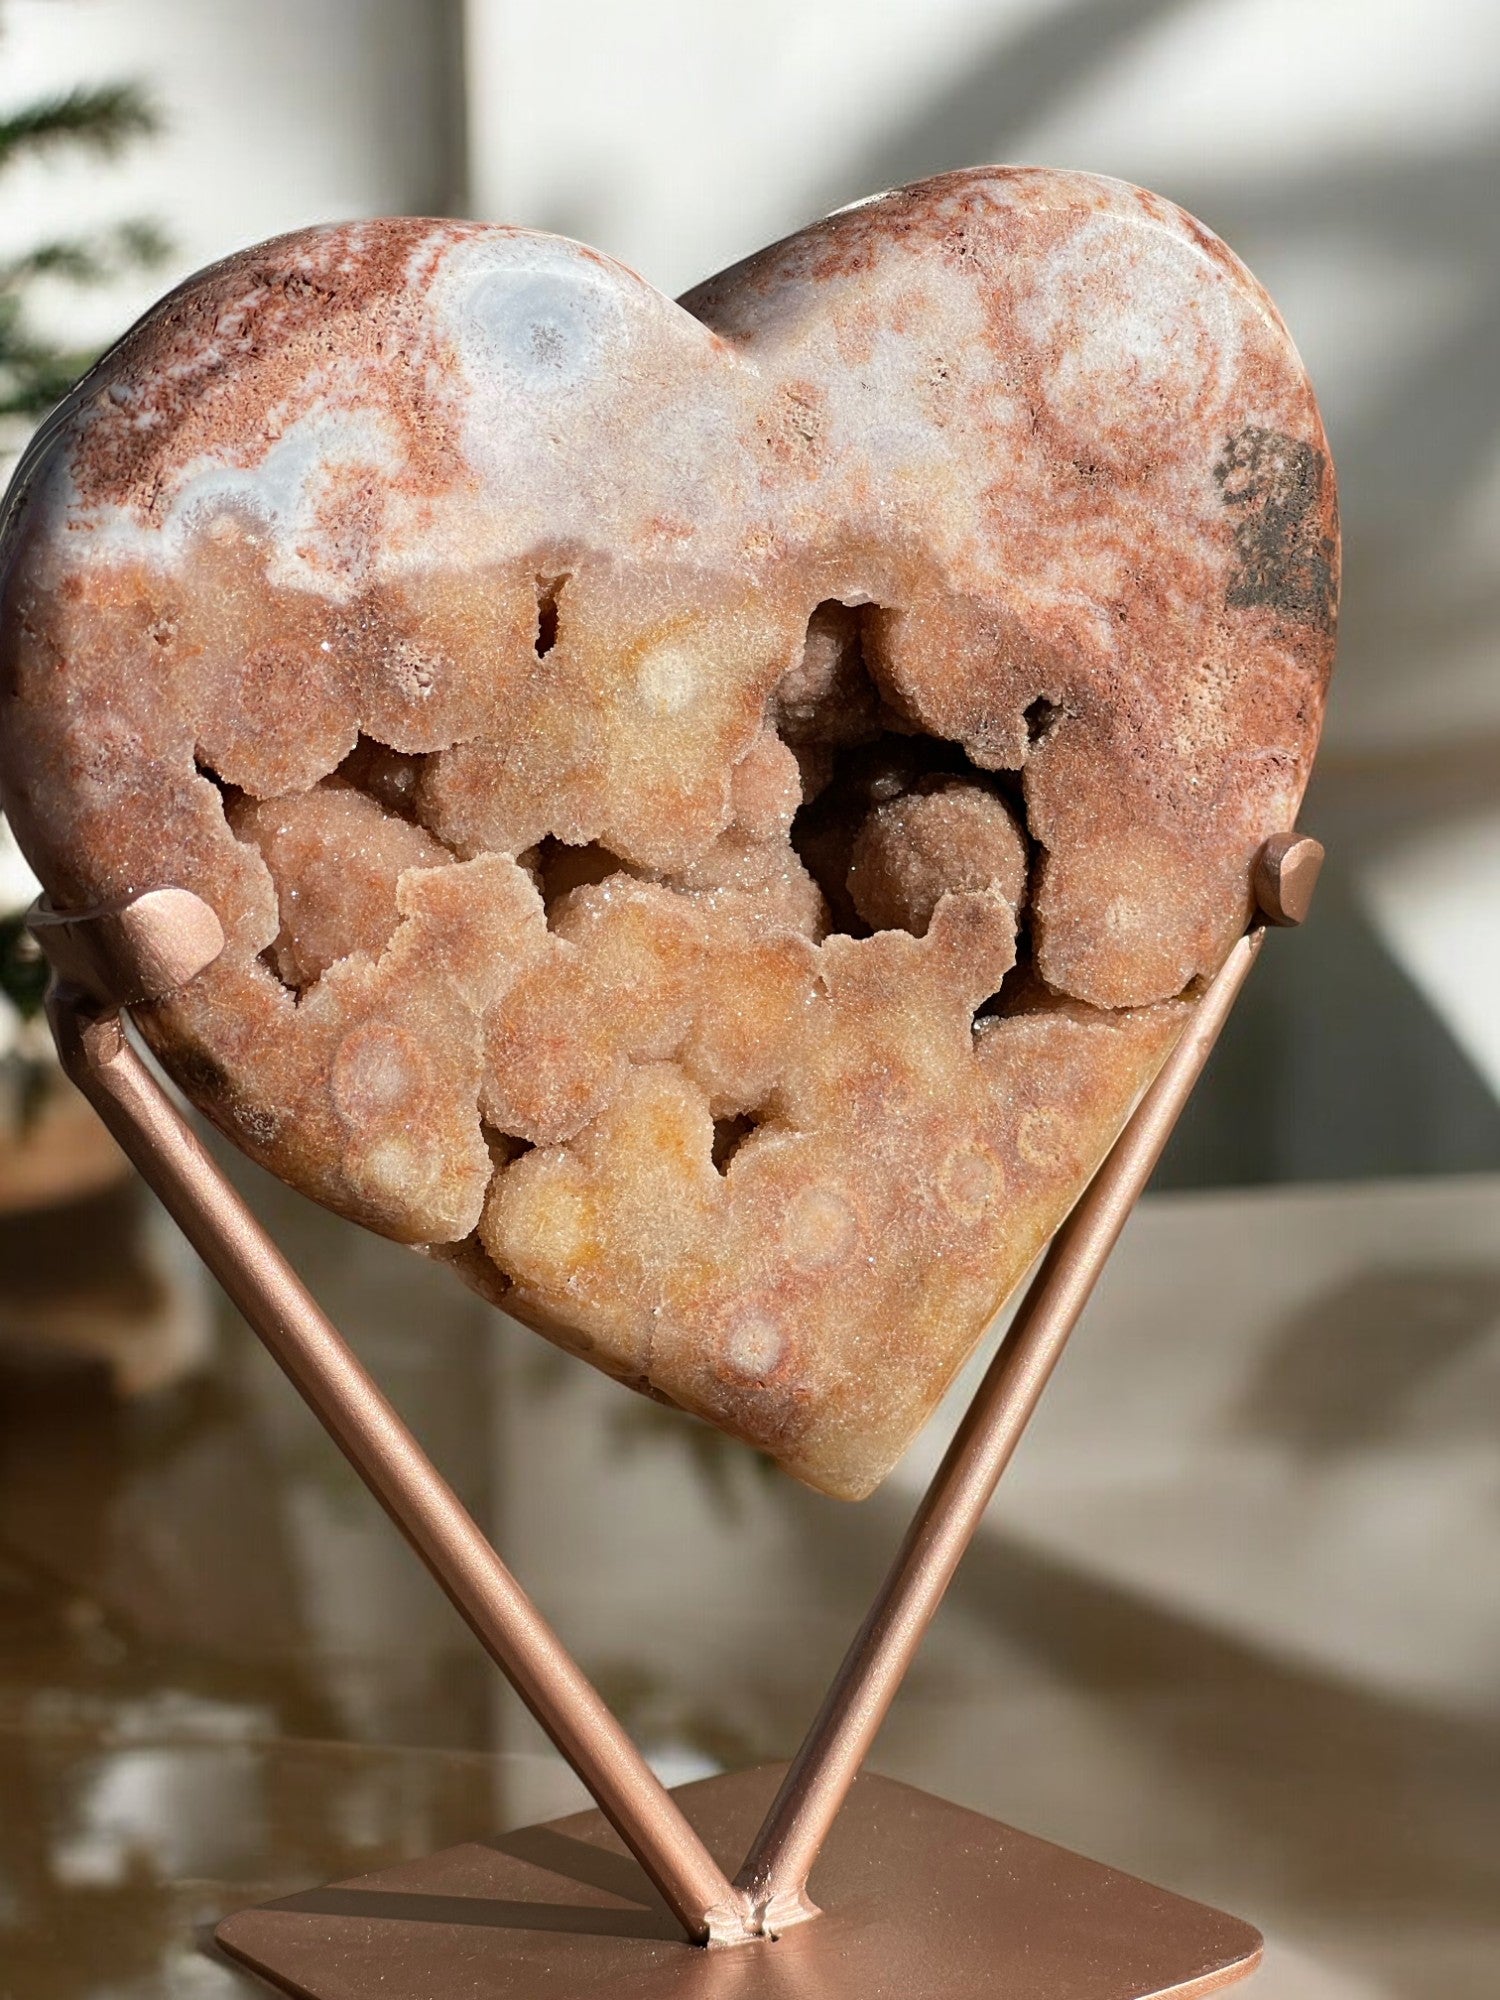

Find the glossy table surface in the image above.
[{"left": 1, "top": 1143, "right": 1496, "bottom": 2000}]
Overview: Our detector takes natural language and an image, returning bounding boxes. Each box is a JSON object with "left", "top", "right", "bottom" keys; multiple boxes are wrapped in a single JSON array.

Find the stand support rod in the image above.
[
  {"left": 44, "top": 993, "right": 751, "bottom": 1947},
  {"left": 31, "top": 831, "right": 1319, "bottom": 1945},
  {"left": 738, "top": 926, "right": 1265, "bottom": 1919}
]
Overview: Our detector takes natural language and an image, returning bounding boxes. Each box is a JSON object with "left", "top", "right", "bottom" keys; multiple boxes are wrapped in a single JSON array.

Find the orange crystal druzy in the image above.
[{"left": 0, "top": 170, "right": 1336, "bottom": 1497}]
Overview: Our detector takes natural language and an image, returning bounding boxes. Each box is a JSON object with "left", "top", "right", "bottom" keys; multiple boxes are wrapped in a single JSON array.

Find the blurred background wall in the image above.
[{"left": 3, "top": 0, "right": 1498, "bottom": 1186}]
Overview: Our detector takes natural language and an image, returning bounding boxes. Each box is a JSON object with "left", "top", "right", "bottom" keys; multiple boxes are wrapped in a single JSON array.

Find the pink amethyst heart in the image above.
[{"left": 0, "top": 169, "right": 1336, "bottom": 1498}]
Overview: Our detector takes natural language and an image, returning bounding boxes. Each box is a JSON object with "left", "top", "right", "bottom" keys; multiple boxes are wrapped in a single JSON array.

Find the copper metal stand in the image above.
[{"left": 30, "top": 834, "right": 1323, "bottom": 1997}]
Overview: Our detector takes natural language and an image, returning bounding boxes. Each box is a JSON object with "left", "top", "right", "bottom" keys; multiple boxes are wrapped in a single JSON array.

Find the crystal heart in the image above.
[{"left": 0, "top": 169, "right": 1337, "bottom": 1498}]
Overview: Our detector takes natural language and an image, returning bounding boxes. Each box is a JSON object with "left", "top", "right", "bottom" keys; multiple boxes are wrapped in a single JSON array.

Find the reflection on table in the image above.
[{"left": 0, "top": 1144, "right": 1495, "bottom": 1999}]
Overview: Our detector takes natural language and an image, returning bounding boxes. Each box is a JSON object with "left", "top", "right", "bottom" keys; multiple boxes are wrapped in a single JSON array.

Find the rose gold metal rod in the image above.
[
  {"left": 44, "top": 990, "right": 751, "bottom": 1947},
  {"left": 738, "top": 925, "right": 1266, "bottom": 1924}
]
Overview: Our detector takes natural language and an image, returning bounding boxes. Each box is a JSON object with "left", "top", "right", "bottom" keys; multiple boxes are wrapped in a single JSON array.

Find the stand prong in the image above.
[
  {"left": 736, "top": 905, "right": 1273, "bottom": 1920},
  {"left": 30, "top": 910, "right": 753, "bottom": 1946},
  {"left": 28, "top": 886, "right": 225, "bottom": 1003},
  {"left": 27, "top": 829, "right": 1303, "bottom": 1962},
  {"left": 1254, "top": 832, "right": 1324, "bottom": 926}
]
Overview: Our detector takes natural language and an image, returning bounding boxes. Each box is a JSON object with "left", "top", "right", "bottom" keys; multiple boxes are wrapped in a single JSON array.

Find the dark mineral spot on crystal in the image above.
[{"left": 1215, "top": 424, "right": 1337, "bottom": 632}]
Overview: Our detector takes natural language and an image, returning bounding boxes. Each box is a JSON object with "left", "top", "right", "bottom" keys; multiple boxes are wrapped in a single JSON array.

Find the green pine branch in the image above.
[
  {"left": 0, "top": 82, "right": 158, "bottom": 171},
  {"left": 0, "top": 52, "right": 173, "bottom": 1029},
  {"left": 0, "top": 293, "right": 104, "bottom": 415},
  {"left": 0, "top": 213, "right": 171, "bottom": 411},
  {"left": 0, "top": 76, "right": 171, "bottom": 416},
  {"left": 0, "top": 55, "right": 170, "bottom": 416},
  {"left": 0, "top": 912, "right": 47, "bottom": 1021},
  {"left": 0, "top": 217, "right": 171, "bottom": 287}
]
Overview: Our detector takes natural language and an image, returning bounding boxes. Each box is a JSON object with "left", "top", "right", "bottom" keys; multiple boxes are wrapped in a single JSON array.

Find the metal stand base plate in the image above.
[{"left": 215, "top": 1764, "right": 1262, "bottom": 1999}]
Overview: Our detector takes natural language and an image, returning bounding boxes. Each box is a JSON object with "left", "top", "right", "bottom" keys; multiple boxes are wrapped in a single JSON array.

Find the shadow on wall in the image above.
[
  {"left": 1233, "top": 1262, "right": 1500, "bottom": 1454},
  {"left": 799, "top": 0, "right": 1500, "bottom": 1184},
  {"left": 1154, "top": 863, "right": 1500, "bottom": 1186},
  {"left": 786, "top": 1474, "right": 1500, "bottom": 2000},
  {"left": 815, "top": 0, "right": 1204, "bottom": 210}
]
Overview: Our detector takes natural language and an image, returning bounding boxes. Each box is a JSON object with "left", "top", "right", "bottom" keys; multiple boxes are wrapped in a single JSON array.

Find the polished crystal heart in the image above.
[{"left": 0, "top": 170, "right": 1336, "bottom": 1498}]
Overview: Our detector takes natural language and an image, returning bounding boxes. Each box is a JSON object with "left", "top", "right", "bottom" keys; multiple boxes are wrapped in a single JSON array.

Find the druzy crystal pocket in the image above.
[{"left": 0, "top": 170, "right": 1337, "bottom": 1498}]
